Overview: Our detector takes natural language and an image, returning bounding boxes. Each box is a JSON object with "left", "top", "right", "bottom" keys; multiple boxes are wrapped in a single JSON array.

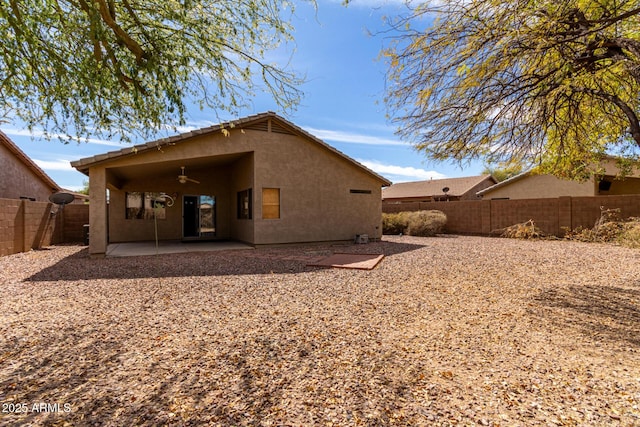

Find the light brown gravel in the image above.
[{"left": 0, "top": 236, "right": 639, "bottom": 426}]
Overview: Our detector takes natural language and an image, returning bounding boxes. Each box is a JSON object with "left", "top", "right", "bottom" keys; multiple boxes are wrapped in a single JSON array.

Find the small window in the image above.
[
  {"left": 237, "top": 189, "right": 252, "bottom": 219},
  {"left": 262, "top": 188, "right": 280, "bottom": 219},
  {"left": 126, "top": 192, "right": 167, "bottom": 219}
]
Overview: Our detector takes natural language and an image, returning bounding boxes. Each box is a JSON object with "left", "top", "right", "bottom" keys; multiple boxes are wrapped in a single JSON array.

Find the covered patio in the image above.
[{"left": 71, "top": 112, "right": 390, "bottom": 257}]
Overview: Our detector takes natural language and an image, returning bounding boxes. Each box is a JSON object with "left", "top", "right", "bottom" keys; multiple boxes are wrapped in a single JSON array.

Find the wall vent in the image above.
[
  {"left": 270, "top": 121, "right": 296, "bottom": 135},
  {"left": 244, "top": 120, "right": 269, "bottom": 132},
  {"left": 243, "top": 119, "right": 296, "bottom": 135}
]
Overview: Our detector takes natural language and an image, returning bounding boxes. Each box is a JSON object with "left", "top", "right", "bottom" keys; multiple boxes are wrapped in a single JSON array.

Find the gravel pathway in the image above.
[{"left": 0, "top": 236, "right": 639, "bottom": 426}]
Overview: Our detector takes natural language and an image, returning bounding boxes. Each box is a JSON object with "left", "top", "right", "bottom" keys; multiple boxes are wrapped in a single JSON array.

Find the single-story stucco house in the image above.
[
  {"left": 382, "top": 175, "right": 497, "bottom": 204},
  {"left": 477, "top": 159, "right": 640, "bottom": 200},
  {"left": 71, "top": 112, "right": 391, "bottom": 257}
]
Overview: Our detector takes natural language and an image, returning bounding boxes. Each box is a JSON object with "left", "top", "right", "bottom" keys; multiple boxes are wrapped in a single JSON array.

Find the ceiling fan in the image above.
[{"left": 177, "top": 166, "right": 200, "bottom": 184}]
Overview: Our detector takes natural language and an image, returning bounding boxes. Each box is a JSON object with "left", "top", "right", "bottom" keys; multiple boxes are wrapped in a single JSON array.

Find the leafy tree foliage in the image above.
[
  {"left": 385, "top": 0, "right": 640, "bottom": 178},
  {"left": 0, "top": 0, "right": 306, "bottom": 142},
  {"left": 482, "top": 161, "right": 525, "bottom": 182},
  {"left": 79, "top": 179, "right": 90, "bottom": 195}
]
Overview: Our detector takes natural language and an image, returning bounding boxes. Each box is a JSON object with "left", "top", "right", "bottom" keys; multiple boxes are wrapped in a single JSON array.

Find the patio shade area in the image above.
[{"left": 106, "top": 241, "right": 253, "bottom": 257}]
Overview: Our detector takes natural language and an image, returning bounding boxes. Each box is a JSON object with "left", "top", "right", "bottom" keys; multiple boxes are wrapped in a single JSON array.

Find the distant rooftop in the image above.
[{"left": 382, "top": 175, "right": 495, "bottom": 199}]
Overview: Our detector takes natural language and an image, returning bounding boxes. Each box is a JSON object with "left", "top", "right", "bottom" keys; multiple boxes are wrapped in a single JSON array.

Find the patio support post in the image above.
[{"left": 89, "top": 166, "right": 108, "bottom": 257}]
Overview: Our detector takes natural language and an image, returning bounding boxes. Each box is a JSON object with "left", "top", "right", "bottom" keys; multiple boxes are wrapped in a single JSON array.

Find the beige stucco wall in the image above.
[
  {"left": 599, "top": 176, "right": 640, "bottom": 195},
  {"left": 596, "top": 158, "right": 640, "bottom": 195},
  {"left": 0, "top": 142, "right": 56, "bottom": 201},
  {"left": 89, "top": 166, "right": 108, "bottom": 255},
  {"left": 252, "top": 132, "right": 383, "bottom": 245},
  {"left": 86, "top": 124, "right": 384, "bottom": 252},
  {"left": 230, "top": 153, "right": 255, "bottom": 244},
  {"left": 599, "top": 158, "right": 640, "bottom": 178},
  {"left": 460, "top": 178, "right": 496, "bottom": 201},
  {"left": 482, "top": 174, "right": 594, "bottom": 199}
]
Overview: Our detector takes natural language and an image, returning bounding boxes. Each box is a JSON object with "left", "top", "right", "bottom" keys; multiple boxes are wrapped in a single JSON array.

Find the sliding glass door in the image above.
[{"left": 183, "top": 195, "right": 216, "bottom": 239}]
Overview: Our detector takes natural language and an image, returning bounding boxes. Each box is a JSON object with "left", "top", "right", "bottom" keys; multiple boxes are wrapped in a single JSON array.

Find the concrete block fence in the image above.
[
  {"left": 383, "top": 195, "right": 640, "bottom": 236},
  {"left": 0, "top": 198, "right": 89, "bottom": 257}
]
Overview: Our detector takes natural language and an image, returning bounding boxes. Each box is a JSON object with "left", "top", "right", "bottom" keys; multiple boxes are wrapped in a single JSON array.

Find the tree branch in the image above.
[
  {"left": 92, "top": 0, "right": 148, "bottom": 65},
  {"left": 572, "top": 86, "right": 640, "bottom": 145}
]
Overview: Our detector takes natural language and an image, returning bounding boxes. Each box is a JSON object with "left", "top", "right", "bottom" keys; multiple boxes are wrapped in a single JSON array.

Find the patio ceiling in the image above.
[{"left": 106, "top": 152, "right": 251, "bottom": 187}]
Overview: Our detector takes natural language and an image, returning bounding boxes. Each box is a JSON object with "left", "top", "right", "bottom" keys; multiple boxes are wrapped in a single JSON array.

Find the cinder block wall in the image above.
[
  {"left": 383, "top": 195, "right": 640, "bottom": 236},
  {"left": 23, "top": 200, "right": 57, "bottom": 251},
  {"left": 0, "top": 198, "right": 89, "bottom": 257},
  {"left": 571, "top": 195, "right": 640, "bottom": 229},
  {"left": 490, "top": 198, "right": 560, "bottom": 235},
  {"left": 425, "top": 200, "right": 484, "bottom": 234},
  {"left": 0, "top": 199, "right": 22, "bottom": 257},
  {"left": 62, "top": 204, "right": 90, "bottom": 243}
]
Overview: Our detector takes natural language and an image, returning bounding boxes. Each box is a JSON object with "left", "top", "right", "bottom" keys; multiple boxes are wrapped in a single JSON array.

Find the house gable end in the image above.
[
  {"left": 71, "top": 112, "right": 390, "bottom": 187},
  {"left": 0, "top": 131, "right": 60, "bottom": 200}
]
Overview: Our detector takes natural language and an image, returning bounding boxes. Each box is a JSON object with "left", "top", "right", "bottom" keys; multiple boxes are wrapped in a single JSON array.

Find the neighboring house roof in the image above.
[
  {"left": 71, "top": 111, "right": 392, "bottom": 186},
  {"left": 0, "top": 130, "right": 60, "bottom": 193},
  {"left": 60, "top": 189, "right": 90, "bottom": 202},
  {"left": 383, "top": 175, "right": 495, "bottom": 200},
  {"left": 476, "top": 171, "right": 531, "bottom": 196}
]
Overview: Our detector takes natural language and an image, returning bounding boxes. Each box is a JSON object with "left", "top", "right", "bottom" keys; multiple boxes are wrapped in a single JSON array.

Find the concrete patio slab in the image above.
[{"left": 106, "top": 241, "right": 254, "bottom": 257}]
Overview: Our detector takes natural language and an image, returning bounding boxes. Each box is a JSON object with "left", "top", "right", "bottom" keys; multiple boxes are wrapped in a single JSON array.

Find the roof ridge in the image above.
[
  {"left": 476, "top": 170, "right": 532, "bottom": 195},
  {"left": 70, "top": 112, "right": 391, "bottom": 186}
]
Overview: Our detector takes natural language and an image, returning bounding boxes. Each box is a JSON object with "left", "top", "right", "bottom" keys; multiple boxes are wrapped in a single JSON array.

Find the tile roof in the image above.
[
  {"left": 0, "top": 130, "right": 60, "bottom": 192},
  {"left": 71, "top": 111, "right": 391, "bottom": 186},
  {"left": 382, "top": 175, "right": 495, "bottom": 199},
  {"left": 476, "top": 171, "right": 532, "bottom": 196}
]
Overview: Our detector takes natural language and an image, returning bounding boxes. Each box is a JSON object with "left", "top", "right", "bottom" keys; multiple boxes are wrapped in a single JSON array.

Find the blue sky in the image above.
[{"left": 4, "top": 0, "right": 485, "bottom": 191}]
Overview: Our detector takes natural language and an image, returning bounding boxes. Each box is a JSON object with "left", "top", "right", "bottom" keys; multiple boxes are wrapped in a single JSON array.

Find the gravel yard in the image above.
[{"left": 1, "top": 235, "right": 639, "bottom": 426}]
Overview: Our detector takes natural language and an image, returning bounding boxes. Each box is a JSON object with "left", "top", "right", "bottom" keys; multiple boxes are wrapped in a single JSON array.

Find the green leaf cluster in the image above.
[
  {"left": 385, "top": 0, "right": 640, "bottom": 178},
  {"left": 0, "top": 0, "right": 308, "bottom": 142},
  {"left": 481, "top": 160, "right": 525, "bottom": 182}
]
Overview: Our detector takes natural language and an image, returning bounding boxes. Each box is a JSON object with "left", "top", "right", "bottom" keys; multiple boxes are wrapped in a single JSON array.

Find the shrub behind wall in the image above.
[
  {"left": 382, "top": 212, "right": 409, "bottom": 235},
  {"left": 406, "top": 210, "right": 448, "bottom": 237},
  {"left": 382, "top": 210, "right": 447, "bottom": 237}
]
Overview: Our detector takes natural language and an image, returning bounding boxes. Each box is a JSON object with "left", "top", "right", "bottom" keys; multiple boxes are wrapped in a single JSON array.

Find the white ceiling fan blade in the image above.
[{"left": 177, "top": 166, "right": 199, "bottom": 184}]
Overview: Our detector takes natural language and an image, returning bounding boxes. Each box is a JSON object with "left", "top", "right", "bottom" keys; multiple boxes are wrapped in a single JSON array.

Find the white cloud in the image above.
[
  {"left": 2, "top": 128, "right": 123, "bottom": 147},
  {"left": 160, "top": 121, "right": 216, "bottom": 134},
  {"left": 357, "top": 159, "right": 447, "bottom": 182},
  {"left": 304, "top": 127, "right": 409, "bottom": 146},
  {"left": 33, "top": 158, "right": 74, "bottom": 171},
  {"left": 58, "top": 183, "right": 85, "bottom": 192}
]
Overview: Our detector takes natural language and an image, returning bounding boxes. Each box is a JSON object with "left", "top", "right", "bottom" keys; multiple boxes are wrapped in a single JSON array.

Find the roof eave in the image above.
[
  {"left": 71, "top": 112, "right": 392, "bottom": 187},
  {"left": 476, "top": 171, "right": 532, "bottom": 196}
]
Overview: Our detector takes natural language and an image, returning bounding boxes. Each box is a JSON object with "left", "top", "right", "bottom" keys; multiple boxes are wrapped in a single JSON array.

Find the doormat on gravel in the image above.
[{"left": 307, "top": 253, "right": 384, "bottom": 270}]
